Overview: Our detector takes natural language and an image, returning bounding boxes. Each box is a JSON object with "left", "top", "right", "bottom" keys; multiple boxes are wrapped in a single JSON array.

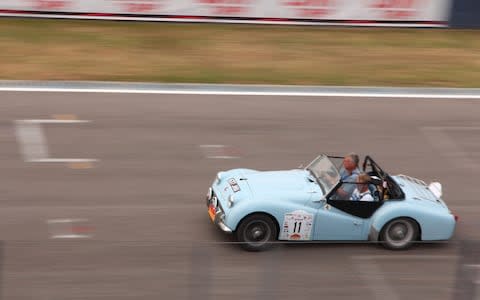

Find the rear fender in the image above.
[
  {"left": 369, "top": 201, "right": 455, "bottom": 241},
  {"left": 369, "top": 203, "right": 421, "bottom": 241}
]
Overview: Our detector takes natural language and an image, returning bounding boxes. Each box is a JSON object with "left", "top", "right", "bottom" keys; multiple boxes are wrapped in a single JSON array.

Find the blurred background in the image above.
[{"left": 1, "top": 0, "right": 480, "bottom": 299}]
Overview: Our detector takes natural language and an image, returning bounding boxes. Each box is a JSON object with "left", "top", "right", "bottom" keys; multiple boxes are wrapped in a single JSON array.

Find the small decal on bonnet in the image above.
[
  {"left": 228, "top": 178, "right": 241, "bottom": 192},
  {"left": 280, "top": 210, "right": 313, "bottom": 241}
]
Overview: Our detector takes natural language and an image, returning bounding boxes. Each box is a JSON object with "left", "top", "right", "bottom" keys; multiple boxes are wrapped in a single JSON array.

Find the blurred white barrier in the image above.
[{"left": 0, "top": 0, "right": 452, "bottom": 26}]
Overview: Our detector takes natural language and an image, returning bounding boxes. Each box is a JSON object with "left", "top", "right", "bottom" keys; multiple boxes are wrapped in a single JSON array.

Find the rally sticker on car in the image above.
[
  {"left": 228, "top": 178, "right": 241, "bottom": 192},
  {"left": 279, "top": 210, "right": 313, "bottom": 241}
]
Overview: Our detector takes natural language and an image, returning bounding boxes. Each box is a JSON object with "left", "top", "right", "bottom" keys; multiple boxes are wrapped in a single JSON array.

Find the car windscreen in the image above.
[{"left": 306, "top": 155, "right": 340, "bottom": 194}]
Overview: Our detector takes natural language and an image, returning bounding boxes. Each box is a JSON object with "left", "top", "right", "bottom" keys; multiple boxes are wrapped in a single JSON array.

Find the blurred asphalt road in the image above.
[{"left": 0, "top": 91, "right": 479, "bottom": 299}]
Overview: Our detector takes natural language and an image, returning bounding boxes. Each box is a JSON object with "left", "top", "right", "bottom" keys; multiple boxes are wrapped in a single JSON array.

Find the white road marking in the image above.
[
  {"left": 47, "top": 218, "right": 93, "bottom": 239},
  {"left": 425, "top": 126, "right": 480, "bottom": 131},
  {"left": 16, "top": 119, "right": 90, "bottom": 124},
  {"left": 200, "top": 145, "right": 227, "bottom": 148},
  {"left": 50, "top": 234, "right": 92, "bottom": 239},
  {"left": 464, "top": 264, "right": 480, "bottom": 268},
  {"left": 2, "top": 89, "right": 480, "bottom": 99},
  {"left": 14, "top": 122, "right": 49, "bottom": 162},
  {"left": 200, "top": 144, "right": 240, "bottom": 159},
  {"left": 0, "top": 204, "right": 196, "bottom": 212},
  {"left": 30, "top": 158, "right": 98, "bottom": 163},
  {"left": 421, "top": 126, "right": 479, "bottom": 171},
  {"left": 1, "top": 84, "right": 480, "bottom": 99},
  {"left": 354, "top": 255, "right": 456, "bottom": 260},
  {"left": 14, "top": 118, "right": 98, "bottom": 165},
  {"left": 463, "top": 265, "right": 480, "bottom": 286},
  {"left": 47, "top": 218, "right": 90, "bottom": 224}
]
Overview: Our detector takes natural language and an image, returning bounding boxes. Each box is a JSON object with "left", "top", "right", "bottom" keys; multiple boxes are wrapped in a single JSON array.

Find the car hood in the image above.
[{"left": 239, "top": 169, "right": 323, "bottom": 203}]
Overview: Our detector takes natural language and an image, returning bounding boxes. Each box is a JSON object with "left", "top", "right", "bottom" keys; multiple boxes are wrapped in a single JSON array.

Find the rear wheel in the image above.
[
  {"left": 380, "top": 218, "right": 419, "bottom": 250},
  {"left": 236, "top": 214, "right": 278, "bottom": 252}
]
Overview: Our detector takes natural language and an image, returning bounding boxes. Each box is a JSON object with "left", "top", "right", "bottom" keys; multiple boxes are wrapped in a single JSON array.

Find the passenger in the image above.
[
  {"left": 351, "top": 173, "right": 374, "bottom": 202},
  {"left": 336, "top": 153, "right": 360, "bottom": 199}
]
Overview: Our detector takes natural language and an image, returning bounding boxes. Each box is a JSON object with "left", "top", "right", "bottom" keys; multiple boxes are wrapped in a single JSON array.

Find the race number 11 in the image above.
[{"left": 280, "top": 210, "right": 313, "bottom": 241}]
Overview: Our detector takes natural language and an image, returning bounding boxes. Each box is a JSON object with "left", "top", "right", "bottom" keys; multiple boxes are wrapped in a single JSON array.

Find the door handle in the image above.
[{"left": 353, "top": 221, "right": 362, "bottom": 226}]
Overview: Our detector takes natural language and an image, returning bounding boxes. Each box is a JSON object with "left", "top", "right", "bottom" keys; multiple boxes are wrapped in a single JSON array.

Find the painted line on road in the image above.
[
  {"left": 49, "top": 235, "right": 91, "bottom": 239},
  {"left": 67, "top": 161, "right": 95, "bottom": 169},
  {"left": 47, "top": 218, "right": 90, "bottom": 223},
  {"left": 29, "top": 158, "right": 98, "bottom": 163},
  {"left": 16, "top": 119, "right": 90, "bottom": 124},
  {"left": 14, "top": 121, "right": 49, "bottom": 162},
  {"left": 205, "top": 156, "right": 239, "bottom": 159},
  {"left": 14, "top": 117, "right": 98, "bottom": 167},
  {"left": 47, "top": 218, "right": 94, "bottom": 239},
  {"left": 2, "top": 82, "right": 480, "bottom": 99},
  {"left": 462, "top": 265, "right": 480, "bottom": 286},
  {"left": 354, "top": 255, "right": 456, "bottom": 260},
  {"left": 200, "top": 144, "right": 241, "bottom": 159},
  {"left": 424, "top": 126, "right": 480, "bottom": 131},
  {"left": 464, "top": 264, "right": 480, "bottom": 269},
  {"left": 3, "top": 88, "right": 480, "bottom": 99},
  {"left": 52, "top": 114, "right": 79, "bottom": 120}
]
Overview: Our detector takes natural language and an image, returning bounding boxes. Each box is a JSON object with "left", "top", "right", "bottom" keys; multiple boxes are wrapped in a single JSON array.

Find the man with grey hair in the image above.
[{"left": 336, "top": 152, "right": 361, "bottom": 199}]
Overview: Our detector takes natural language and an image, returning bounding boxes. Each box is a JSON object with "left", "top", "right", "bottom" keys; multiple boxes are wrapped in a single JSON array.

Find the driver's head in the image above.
[{"left": 343, "top": 153, "right": 359, "bottom": 172}]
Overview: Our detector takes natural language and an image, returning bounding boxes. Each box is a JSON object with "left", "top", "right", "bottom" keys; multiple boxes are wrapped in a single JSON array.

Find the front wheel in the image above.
[
  {"left": 380, "top": 218, "right": 419, "bottom": 250},
  {"left": 236, "top": 214, "right": 278, "bottom": 252}
]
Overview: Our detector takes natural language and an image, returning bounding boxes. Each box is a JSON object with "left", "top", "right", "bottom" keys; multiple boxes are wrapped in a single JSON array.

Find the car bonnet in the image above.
[{"left": 240, "top": 169, "right": 323, "bottom": 202}]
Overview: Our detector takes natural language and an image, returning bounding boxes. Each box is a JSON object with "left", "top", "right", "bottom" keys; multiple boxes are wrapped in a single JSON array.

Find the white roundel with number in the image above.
[{"left": 279, "top": 210, "right": 313, "bottom": 241}]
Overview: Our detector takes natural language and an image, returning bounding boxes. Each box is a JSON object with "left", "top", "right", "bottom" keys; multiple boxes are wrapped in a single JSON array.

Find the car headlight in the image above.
[
  {"left": 206, "top": 187, "right": 213, "bottom": 201},
  {"left": 228, "top": 194, "right": 235, "bottom": 208},
  {"left": 216, "top": 172, "right": 224, "bottom": 185}
]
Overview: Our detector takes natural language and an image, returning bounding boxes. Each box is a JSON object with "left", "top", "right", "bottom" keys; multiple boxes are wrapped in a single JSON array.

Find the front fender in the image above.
[{"left": 224, "top": 199, "right": 315, "bottom": 233}]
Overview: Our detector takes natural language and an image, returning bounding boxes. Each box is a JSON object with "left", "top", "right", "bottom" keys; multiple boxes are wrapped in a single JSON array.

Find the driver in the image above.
[{"left": 336, "top": 153, "right": 360, "bottom": 199}]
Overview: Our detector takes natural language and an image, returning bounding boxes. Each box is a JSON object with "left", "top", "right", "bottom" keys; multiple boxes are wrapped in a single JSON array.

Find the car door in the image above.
[{"left": 312, "top": 202, "right": 367, "bottom": 240}]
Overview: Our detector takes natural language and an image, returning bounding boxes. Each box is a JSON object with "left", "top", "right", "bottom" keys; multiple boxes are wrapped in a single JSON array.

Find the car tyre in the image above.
[
  {"left": 236, "top": 214, "right": 278, "bottom": 252},
  {"left": 380, "top": 218, "right": 419, "bottom": 250}
]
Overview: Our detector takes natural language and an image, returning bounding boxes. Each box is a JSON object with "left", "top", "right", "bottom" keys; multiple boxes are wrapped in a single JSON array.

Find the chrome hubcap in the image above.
[
  {"left": 385, "top": 220, "right": 414, "bottom": 248},
  {"left": 245, "top": 221, "right": 270, "bottom": 243},
  {"left": 391, "top": 224, "right": 407, "bottom": 240},
  {"left": 252, "top": 229, "right": 263, "bottom": 239}
]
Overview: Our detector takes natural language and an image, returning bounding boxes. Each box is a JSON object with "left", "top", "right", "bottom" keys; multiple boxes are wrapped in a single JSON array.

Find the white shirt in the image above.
[{"left": 350, "top": 189, "right": 374, "bottom": 202}]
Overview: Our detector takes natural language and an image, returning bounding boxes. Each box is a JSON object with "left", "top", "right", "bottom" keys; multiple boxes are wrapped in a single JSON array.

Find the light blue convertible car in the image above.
[{"left": 206, "top": 154, "right": 457, "bottom": 251}]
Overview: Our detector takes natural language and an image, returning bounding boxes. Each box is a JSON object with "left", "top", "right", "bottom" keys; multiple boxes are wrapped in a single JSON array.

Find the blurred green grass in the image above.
[{"left": 1, "top": 18, "right": 480, "bottom": 87}]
